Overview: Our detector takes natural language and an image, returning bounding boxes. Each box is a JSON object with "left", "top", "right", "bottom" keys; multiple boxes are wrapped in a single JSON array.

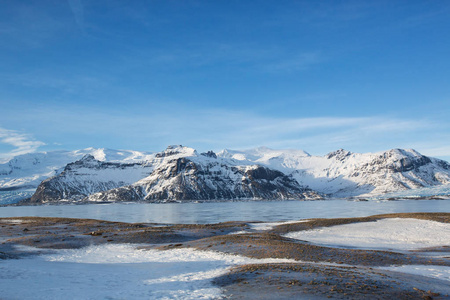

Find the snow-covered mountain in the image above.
[
  {"left": 29, "top": 155, "right": 154, "bottom": 203},
  {"left": 27, "top": 146, "right": 319, "bottom": 203},
  {"left": 217, "top": 147, "right": 450, "bottom": 197},
  {"left": 0, "top": 148, "right": 153, "bottom": 191},
  {"left": 3, "top": 145, "right": 450, "bottom": 204}
]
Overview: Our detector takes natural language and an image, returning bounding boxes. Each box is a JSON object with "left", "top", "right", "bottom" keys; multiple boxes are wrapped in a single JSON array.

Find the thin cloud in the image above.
[
  {"left": 1, "top": 102, "right": 445, "bottom": 159},
  {"left": 0, "top": 128, "right": 45, "bottom": 162},
  {"left": 126, "top": 43, "right": 323, "bottom": 75},
  {"left": 67, "top": 0, "right": 85, "bottom": 31}
]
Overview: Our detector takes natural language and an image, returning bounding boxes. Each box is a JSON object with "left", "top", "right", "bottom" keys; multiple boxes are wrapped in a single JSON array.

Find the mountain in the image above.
[
  {"left": 3, "top": 145, "right": 450, "bottom": 204},
  {"left": 217, "top": 147, "right": 450, "bottom": 197},
  {"left": 27, "top": 146, "right": 320, "bottom": 204},
  {"left": 0, "top": 148, "right": 153, "bottom": 191},
  {"left": 29, "top": 155, "right": 153, "bottom": 203}
]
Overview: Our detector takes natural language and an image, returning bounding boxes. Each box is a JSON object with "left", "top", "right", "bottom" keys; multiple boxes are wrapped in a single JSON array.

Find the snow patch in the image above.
[
  {"left": 0, "top": 219, "right": 23, "bottom": 224},
  {"left": 249, "top": 220, "right": 309, "bottom": 231},
  {"left": 379, "top": 265, "right": 450, "bottom": 282},
  {"left": 284, "top": 218, "right": 450, "bottom": 251},
  {"left": 0, "top": 244, "right": 295, "bottom": 300}
]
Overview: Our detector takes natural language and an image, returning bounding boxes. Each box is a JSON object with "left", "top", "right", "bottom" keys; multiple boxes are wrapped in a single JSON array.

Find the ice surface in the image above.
[
  {"left": 0, "top": 244, "right": 294, "bottom": 300},
  {"left": 284, "top": 218, "right": 450, "bottom": 251}
]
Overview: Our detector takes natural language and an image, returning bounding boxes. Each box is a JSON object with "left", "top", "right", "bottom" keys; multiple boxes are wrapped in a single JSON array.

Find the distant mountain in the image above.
[
  {"left": 0, "top": 148, "right": 153, "bottom": 191},
  {"left": 26, "top": 146, "right": 319, "bottom": 204},
  {"left": 217, "top": 147, "right": 450, "bottom": 197},
  {"left": 3, "top": 145, "right": 450, "bottom": 204},
  {"left": 29, "top": 155, "right": 153, "bottom": 203}
]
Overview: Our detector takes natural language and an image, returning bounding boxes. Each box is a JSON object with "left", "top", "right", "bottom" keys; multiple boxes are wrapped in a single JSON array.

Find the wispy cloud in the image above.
[
  {"left": 67, "top": 0, "right": 85, "bottom": 32},
  {"left": 181, "top": 113, "right": 431, "bottom": 154},
  {"left": 1, "top": 101, "right": 447, "bottom": 161},
  {"left": 0, "top": 128, "right": 45, "bottom": 162},
  {"left": 122, "top": 43, "right": 323, "bottom": 75}
]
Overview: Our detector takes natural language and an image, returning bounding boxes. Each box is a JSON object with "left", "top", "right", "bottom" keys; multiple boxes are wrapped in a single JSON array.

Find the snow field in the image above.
[
  {"left": 284, "top": 218, "right": 450, "bottom": 285},
  {"left": 379, "top": 265, "right": 450, "bottom": 282},
  {"left": 284, "top": 218, "right": 450, "bottom": 251},
  {"left": 0, "top": 244, "right": 295, "bottom": 300}
]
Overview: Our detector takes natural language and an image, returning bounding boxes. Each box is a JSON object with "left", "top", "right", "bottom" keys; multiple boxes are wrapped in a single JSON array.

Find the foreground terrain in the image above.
[{"left": 1, "top": 213, "right": 449, "bottom": 299}]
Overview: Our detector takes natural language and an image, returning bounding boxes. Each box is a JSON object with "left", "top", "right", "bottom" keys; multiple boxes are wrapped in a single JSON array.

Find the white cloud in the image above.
[{"left": 0, "top": 128, "right": 45, "bottom": 162}]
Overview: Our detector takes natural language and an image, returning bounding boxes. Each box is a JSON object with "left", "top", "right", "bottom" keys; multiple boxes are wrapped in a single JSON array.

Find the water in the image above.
[{"left": 0, "top": 199, "right": 448, "bottom": 224}]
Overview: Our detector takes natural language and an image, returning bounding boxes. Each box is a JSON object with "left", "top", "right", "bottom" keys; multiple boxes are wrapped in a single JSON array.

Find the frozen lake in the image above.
[{"left": 0, "top": 199, "right": 449, "bottom": 224}]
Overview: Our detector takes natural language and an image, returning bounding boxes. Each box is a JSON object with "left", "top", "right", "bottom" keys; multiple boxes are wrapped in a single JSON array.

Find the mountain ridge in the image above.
[
  {"left": 2, "top": 145, "right": 450, "bottom": 204},
  {"left": 217, "top": 147, "right": 450, "bottom": 197}
]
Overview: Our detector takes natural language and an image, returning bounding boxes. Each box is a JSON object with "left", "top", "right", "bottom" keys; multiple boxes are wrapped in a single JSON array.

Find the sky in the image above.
[{"left": 1, "top": 0, "right": 450, "bottom": 162}]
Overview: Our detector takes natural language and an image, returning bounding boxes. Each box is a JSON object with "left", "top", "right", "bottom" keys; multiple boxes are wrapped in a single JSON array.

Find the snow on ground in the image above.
[
  {"left": 0, "top": 219, "right": 23, "bottom": 224},
  {"left": 284, "top": 218, "right": 450, "bottom": 251},
  {"left": 379, "top": 265, "right": 450, "bottom": 282},
  {"left": 249, "top": 220, "right": 309, "bottom": 231},
  {"left": 228, "top": 220, "right": 310, "bottom": 235},
  {"left": 0, "top": 244, "right": 294, "bottom": 300}
]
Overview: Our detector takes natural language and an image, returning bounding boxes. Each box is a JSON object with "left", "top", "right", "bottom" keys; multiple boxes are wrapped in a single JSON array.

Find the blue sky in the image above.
[{"left": 1, "top": 0, "right": 450, "bottom": 161}]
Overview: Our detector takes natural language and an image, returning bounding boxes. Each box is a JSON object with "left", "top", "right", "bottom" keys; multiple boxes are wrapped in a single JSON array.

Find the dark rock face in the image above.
[
  {"left": 436, "top": 159, "right": 450, "bottom": 170},
  {"left": 379, "top": 149, "right": 432, "bottom": 172},
  {"left": 29, "top": 178, "right": 64, "bottom": 204},
  {"left": 326, "top": 149, "right": 352, "bottom": 161},
  {"left": 201, "top": 151, "right": 217, "bottom": 159},
  {"left": 87, "top": 158, "right": 320, "bottom": 202}
]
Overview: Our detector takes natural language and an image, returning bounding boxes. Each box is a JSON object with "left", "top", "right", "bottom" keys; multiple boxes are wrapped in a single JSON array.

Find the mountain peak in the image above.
[
  {"left": 80, "top": 154, "right": 96, "bottom": 161},
  {"left": 200, "top": 151, "right": 217, "bottom": 158},
  {"left": 166, "top": 145, "right": 183, "bottom": 150},
  {"left": 155, "top": 145, "right": 197, "bottom": 158},
  {"left": 385, "top": 148, "right": 423, "bottom": 158},
  {"left": 326, "top": 149, "right": 352, "bottom": 160}
]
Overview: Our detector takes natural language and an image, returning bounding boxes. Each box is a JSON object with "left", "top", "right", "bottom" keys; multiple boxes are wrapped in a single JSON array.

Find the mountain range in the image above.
[{"left": 1, "top": 145, "right": 449, "bottom": 204}]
